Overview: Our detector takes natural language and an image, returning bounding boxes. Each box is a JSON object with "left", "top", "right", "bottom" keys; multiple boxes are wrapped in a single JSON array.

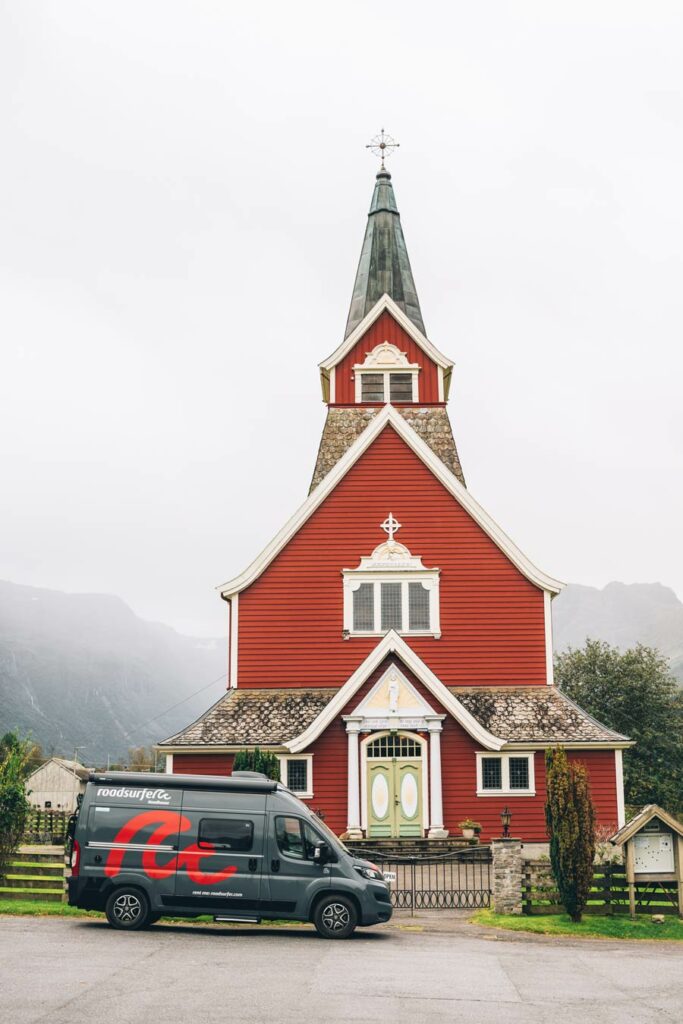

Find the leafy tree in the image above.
[
  {"left": 545, "top": 746, "right": 596, "bottom": 923},
  {"left": 233, "top": 748, "right": 281, "bottom": 781},
  {"left": 555, "top": 641, "right": 683, "bottom": 815},
  {"left": 126, "top": 746, "right": 155, "bottom": 771},
  {"left": 0, "top": 746, "right": 31, "bottom": 881},
  {"left": 0, "top": 731, "right": 40, "bottom": 779}
]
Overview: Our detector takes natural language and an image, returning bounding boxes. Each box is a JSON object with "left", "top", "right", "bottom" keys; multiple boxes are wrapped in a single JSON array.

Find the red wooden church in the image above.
[{"left": 160, "top": 163, "right": 629, "bottom": 843}]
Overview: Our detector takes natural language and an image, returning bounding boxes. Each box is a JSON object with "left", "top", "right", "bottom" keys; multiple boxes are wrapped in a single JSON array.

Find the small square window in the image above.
[
  {"left": 509, "top": 757, "right": 530, "bottom": 790},
  {"left": 286, "top": 759, "right": 309, "bottom": 793},
  {"left": 481, "top": 758, "right": 502, "bottom": 790}
]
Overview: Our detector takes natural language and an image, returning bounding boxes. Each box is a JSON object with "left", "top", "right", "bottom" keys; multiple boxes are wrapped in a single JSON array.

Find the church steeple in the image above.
[{"left": 345, "top": 169, "right": 425, "bottom": 339}]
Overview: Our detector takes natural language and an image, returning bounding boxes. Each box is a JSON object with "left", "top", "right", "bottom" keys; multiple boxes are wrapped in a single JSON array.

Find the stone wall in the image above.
[{"left": 310, "top": 406, "right": 466, "bottom": 492}]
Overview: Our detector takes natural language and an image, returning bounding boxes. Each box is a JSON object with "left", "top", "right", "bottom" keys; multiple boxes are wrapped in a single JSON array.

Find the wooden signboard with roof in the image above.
[{"left": 610, "top": 805, "right": 683, "bottom": 918}]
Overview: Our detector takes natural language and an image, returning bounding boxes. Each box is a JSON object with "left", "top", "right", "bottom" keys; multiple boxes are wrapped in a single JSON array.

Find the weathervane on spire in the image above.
[{"left": 366, "top": 129, "right": 400, "bottom": 171}]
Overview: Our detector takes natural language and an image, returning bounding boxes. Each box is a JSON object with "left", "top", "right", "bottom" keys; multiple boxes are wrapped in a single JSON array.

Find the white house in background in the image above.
[{"left": 26, "top": 758, "right": 90, "bottom": 811}]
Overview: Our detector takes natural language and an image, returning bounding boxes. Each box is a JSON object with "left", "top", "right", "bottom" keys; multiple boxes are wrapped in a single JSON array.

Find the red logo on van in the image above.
[{"left": 104, "top": 810, "right": 238, "bottom": 884}]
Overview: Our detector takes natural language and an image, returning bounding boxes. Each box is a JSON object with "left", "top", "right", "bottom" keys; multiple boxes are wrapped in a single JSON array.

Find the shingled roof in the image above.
[
  {"left": 160, "top": 688, "right": 335, "bottom": 747},
  {"left": 160, "top": 685, "right": 628, "bottom": 748},
  {"left": 449, "top": 687, "right": 628, "bottom": 744}
]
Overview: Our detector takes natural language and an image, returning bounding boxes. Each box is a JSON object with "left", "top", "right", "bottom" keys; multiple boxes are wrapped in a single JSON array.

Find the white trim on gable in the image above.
[
  {"left": 284, "top": 631, "right": 506, "bottom": 753},
  {"left": 217, "top": 405, "right": 564, "bottom": 597},
  {"left": 544, "top": 591, "right": 554, "bottom": 685},
  {"left": 228, "top": 593, "right": 238, "bottom": 689},
  {"left": 319, "top": 294, "right": 454, "bottom": 375}
]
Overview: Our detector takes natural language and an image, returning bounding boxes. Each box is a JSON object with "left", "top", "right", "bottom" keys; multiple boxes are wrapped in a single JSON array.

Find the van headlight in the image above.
[{"left": 354, "top": 864, "right": 385, "bottom": 881}]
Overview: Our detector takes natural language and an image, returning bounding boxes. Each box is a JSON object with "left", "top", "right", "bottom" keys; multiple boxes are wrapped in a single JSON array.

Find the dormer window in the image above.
[
  {"left": 354, "top": 342, "right": 420, "bottom": 404},
  {"left": 342, "top": 514, "right": 441, "bottom": 638}
]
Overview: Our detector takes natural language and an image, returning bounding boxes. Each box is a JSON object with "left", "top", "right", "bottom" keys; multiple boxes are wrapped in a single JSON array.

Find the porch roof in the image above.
[{"left": 159, "top": 684, "right": 627, "bottom": 748}]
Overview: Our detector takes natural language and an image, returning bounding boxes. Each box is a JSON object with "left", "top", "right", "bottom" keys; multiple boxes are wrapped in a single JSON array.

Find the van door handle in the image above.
[
  {"left": 271, "top": 858, "right": 280, "bottom": 873},
  {"left": 248, "top": 858, "right": 257, "bottom": 872}
]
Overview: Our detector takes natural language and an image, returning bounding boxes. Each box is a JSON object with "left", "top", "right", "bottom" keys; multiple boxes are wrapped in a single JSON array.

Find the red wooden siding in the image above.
[
  {"left": 237, "top": 424, "right": 547, "bottom": 689},
  {"left": 173, "top": 754, "right": 234, "bottom": 776},
  {"left": 567, "top": 750, "right": 619, "bottom": 834},
  {"left": 333, "top": 310, "right": 441, "bottom": 404}
]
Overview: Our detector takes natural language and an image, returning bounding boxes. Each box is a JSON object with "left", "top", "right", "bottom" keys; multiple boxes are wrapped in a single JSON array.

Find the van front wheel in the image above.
[
  {"left": 313, "top": 896, "right": 358, "bottom": 939},
  {"left": 105, "top": 887, "right": 151, "bottom": 931}
]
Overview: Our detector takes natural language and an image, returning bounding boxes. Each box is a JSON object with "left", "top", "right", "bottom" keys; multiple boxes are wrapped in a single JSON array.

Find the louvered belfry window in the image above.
[
  {"left": 360, "top": 373, "right": 385, "bottom": 402},
  {"left": 408, "top": 581, "right": 430, "bottom": 630},
  {"left": 389, "top": 372, "right": 413, "bottom": 402},
  {"left": 352, "top": 583, "right": 374, "bottom": 632},
  {"left": 381, "top": 582, "right": 402, "bottom": 631}
]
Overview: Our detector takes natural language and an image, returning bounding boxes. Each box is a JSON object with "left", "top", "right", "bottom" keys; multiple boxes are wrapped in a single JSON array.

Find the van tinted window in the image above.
[{"left": 198, "top": 818, "right": 253, "bottom": 851}]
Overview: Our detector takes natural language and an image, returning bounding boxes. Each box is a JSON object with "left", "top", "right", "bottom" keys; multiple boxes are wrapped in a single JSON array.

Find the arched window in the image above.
[{"left": 366, "top": 735, "right": 422, "bottom": 759}]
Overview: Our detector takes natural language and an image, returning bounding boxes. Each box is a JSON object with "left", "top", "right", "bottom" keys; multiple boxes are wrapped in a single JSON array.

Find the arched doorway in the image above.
[{"left": 362, "top": 732, "right": 427, "bottom": 838}]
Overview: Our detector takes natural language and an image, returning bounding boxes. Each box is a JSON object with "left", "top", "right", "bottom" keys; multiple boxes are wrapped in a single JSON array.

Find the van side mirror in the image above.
[{"left": 312, "top": 840, "right": 331, "bottom": 865}]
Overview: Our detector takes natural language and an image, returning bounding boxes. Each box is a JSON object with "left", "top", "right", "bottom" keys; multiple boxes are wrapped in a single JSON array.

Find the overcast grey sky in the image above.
[{"left": 1, "top": 1, "right": 682, "bottom": 637}]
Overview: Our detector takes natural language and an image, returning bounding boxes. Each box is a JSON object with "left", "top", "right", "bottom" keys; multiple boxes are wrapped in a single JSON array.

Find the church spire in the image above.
[{"left": 344, "top": 167, "right": 425, "bottom": 339}]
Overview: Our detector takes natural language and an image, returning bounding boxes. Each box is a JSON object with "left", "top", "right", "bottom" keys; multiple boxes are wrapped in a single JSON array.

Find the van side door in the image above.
[
  {"left": 262, "top": 814, "right": 331, "bottom": 919},
  {"left": 174, "top": 789, "right": 266, "bottom": 917}
]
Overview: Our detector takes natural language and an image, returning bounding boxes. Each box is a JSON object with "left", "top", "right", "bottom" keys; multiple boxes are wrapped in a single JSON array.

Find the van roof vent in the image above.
[{"left": 231, "top": 771, "right": 270, "bottom": 780}]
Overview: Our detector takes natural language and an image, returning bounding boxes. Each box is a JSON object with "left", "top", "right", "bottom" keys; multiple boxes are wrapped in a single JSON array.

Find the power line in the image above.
[{"left": 121, "top": 671, "right": 227, "bottom": 744}]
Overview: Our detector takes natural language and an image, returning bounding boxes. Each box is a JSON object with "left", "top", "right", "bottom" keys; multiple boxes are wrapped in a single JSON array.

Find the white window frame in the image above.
[
  {"left": 343, "top": 573, "right": 441, "bottom": 638},
  {"left": 354, "top": 368, "right": 419, "bottom": 404},
  {"left": 476, "top": 752, "right": 535, "bottom": 797},
  {"left": 278, "top": 754, "right": 313, "bottom": 798}
]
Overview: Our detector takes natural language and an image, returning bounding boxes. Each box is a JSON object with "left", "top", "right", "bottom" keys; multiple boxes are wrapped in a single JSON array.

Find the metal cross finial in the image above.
[
  {"left": 366, "top": 128, "right": 400, "bottom": 171},
  {"left": 380, "top": 512, "right": 402, "bottom": 542}
]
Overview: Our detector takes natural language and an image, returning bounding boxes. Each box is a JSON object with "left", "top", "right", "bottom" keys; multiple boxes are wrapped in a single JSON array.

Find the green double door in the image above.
[{"left": 367, "top": 757, "right": 422, "bottom": 838}]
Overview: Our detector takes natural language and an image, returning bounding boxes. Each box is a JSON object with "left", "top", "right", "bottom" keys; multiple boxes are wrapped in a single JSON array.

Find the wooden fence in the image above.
[
  {"left": 23, "top": 809, "right": 71, "bottom": 846},
  {"left": 523, "top": 861, "right": 681, "bottom": 916}
]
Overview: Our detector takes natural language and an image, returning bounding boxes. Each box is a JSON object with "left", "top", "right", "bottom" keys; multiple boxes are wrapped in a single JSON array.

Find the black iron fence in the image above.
[{"left": 347, "top": 845, "right": 492, "bottom": 912}]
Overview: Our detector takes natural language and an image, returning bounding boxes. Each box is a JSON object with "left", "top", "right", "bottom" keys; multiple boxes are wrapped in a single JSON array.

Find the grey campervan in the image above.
[{"left": 68, "top": 771, "right": 392, "bottom": 938}]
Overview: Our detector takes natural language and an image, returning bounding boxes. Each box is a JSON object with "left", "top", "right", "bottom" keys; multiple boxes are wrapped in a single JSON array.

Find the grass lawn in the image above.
[
  {"left": 472, "top": 908, "right": 683, "bottom": 942},
  {"left": 0, "top": 899, "right": 102, "bottom": 918}
]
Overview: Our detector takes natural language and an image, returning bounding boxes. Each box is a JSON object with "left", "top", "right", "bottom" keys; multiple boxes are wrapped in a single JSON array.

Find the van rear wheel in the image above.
[
  {"left": 313, "top": 895, "right": 357, "bottom": 939},
  {"left": 105, "top": 887, "right": 152, "bottom": 931}
]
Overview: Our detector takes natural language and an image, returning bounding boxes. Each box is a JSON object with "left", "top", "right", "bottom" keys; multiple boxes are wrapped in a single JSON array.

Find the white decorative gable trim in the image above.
[
  {"left": 319, "top": 294, "right": 454, "bottom": 373},
  {"left": 284, "top": 631, "right": 506, "bottom": 753},
  {"left": 347, "top": 663, "right": 440, "bottom": 731},
  {"left": 217, "top": 404, "right": 563, "bottom": 598},
  {"left": 350, "top": 539, "right": 431, "bottom": 572},
  {"left": 354, "top": 341, "right": 419, "bottom": 370}
]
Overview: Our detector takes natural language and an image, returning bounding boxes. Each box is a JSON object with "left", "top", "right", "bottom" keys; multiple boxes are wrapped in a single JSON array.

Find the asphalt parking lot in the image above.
[{"left": 1, "top": 915, "right": 681, "bottom": 1023}]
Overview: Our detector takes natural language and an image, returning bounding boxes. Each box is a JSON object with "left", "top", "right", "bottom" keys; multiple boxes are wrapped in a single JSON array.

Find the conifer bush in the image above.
[
  {"left": 232, "top": 747, "right": 281, "bottom": 781},
  {"left": 0, "top": 748, "right": 31, "bottom": 881},
  {"left": 545, "top": 746, "right": 596, "bottom": 923}
]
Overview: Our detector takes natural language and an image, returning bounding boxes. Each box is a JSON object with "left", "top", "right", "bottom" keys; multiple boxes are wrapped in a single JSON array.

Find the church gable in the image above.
[{"left": 234, "top": 419, "right": 552, "bottom": 689}]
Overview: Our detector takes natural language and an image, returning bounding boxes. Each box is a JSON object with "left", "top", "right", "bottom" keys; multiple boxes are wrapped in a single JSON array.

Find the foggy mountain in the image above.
[
  {"left": 0, "top": 580, "right": 227, "bottom": 765},
  {"left": 553, "top": 582, "right": 683, "bottom": 684}
]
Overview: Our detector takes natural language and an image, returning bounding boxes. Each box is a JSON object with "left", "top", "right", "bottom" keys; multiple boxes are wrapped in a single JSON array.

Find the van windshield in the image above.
[{"left": 307, "top": 813, "right": 349, "bottom": 855}]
